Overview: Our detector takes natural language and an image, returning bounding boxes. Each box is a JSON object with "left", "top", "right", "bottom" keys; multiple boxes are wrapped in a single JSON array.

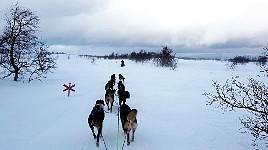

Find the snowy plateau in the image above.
[{"left": 0, "top": 54, "right": 266, "bottom": 150}]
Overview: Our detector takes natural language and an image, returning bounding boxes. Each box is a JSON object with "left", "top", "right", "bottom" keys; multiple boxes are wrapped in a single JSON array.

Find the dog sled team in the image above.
[{"left": 88, "top": 74, "right": 138, "bottom": 147}]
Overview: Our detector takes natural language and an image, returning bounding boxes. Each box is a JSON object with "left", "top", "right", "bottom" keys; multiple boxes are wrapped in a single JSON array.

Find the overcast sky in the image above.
[{"left": 1, "top": 0, "right": 268, "bottom": 55}]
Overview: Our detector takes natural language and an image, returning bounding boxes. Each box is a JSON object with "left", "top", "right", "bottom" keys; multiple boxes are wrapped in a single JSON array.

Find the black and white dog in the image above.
[{"left": 88, "top": 99, "right": 105, "bottom": 147}]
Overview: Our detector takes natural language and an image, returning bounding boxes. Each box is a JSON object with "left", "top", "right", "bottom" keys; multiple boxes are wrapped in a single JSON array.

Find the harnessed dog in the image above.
[
  {"left": 117, "top": 81, "right": 130, "bottom": 105},
  {"left": 120, "top": 104, "right": 138, "bottom": 145},
  {"left": 105, "top": 89, "right": 116, "bottom": 112},
  {"left": 119, "top": 74, "right": 125, "bottom": 83},
  {"left": 105, "top": 80, "right": 113, "bottom": 90},
  {"left": 111, "top": 74, "right": 116, "bottom": 85},
  {"left": 88, "top": 99, "right": 105, "bottom": 147}
]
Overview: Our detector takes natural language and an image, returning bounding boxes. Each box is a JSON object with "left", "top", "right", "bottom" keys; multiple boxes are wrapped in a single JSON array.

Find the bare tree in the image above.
[
  {"left": 27, "top": 44, "right": 57, "bottom": 82},
  {"left": 204, "top": 49, "right": 268, "bottom": 147},
  {"left": 0, "top": 4, "right": 56, "bottom": 81}
]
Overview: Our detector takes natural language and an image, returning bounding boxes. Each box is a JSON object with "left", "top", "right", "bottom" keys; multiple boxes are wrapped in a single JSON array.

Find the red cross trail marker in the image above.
[{"left": 63, "top": 83, "right": 75, "bottom": 97}]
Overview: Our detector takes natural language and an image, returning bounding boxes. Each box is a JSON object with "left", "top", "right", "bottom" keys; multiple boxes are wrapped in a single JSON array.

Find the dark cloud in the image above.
[{"left": 1, "top": 0, "right": 268, "bottom": 55}]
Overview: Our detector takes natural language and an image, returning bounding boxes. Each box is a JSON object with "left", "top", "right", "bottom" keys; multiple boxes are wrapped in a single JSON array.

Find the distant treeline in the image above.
[
  {"left": 103, "top": 50, "right": 157, "bottom": 63},
  {"left": 77, "top": 48, "right": 268, "bottom": 69},
  {"left": 64, "top": 50, "right": 267, "bottom": 66},
  {"left": 78, "top": 49, "right": 164, "bottom": 63},
  {"left": 50, "top": 51, "right": 66, "bottom": 55},
  {"left": 78, "top": 46, "right": 177, "bottom": 69},
  {"left": 229, "top": 55, "right": 267, "bottom": 65}
]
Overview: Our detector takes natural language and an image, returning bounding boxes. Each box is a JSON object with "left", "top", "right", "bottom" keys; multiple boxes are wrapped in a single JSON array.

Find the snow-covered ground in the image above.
[{"left": 0, "top": 54, "right": 266, "bottom": 150}]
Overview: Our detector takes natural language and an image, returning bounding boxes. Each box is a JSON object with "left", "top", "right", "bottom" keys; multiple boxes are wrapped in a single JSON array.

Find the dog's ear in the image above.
[
  {"left": 132, "top": 109, "right": 138, "bottom": 113},
  {"left": 101, "top": 99, "right": 105, "bottom": 106},
  {"left": 95, "top": 100, "right": 98, "bottom": 105}
]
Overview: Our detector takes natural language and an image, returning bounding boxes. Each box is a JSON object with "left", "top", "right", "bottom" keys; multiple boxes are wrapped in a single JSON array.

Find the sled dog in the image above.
[
  {"left": 88, "top": 99, "right": 105, "bottom": 147},
  {"left": 120, "top": 104, "right": 138, "bottom": 145}
]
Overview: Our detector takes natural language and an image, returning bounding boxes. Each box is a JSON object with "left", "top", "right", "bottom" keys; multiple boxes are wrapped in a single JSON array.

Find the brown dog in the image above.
[
  {"left": 120, "top": 104, "right": 138, "bottom": 145},
  {"left": 105, "top": 80, "right": 113, "bottom": 90},
  {"left": 105, "top": 89, "right": 116, "bottom": 112}
]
